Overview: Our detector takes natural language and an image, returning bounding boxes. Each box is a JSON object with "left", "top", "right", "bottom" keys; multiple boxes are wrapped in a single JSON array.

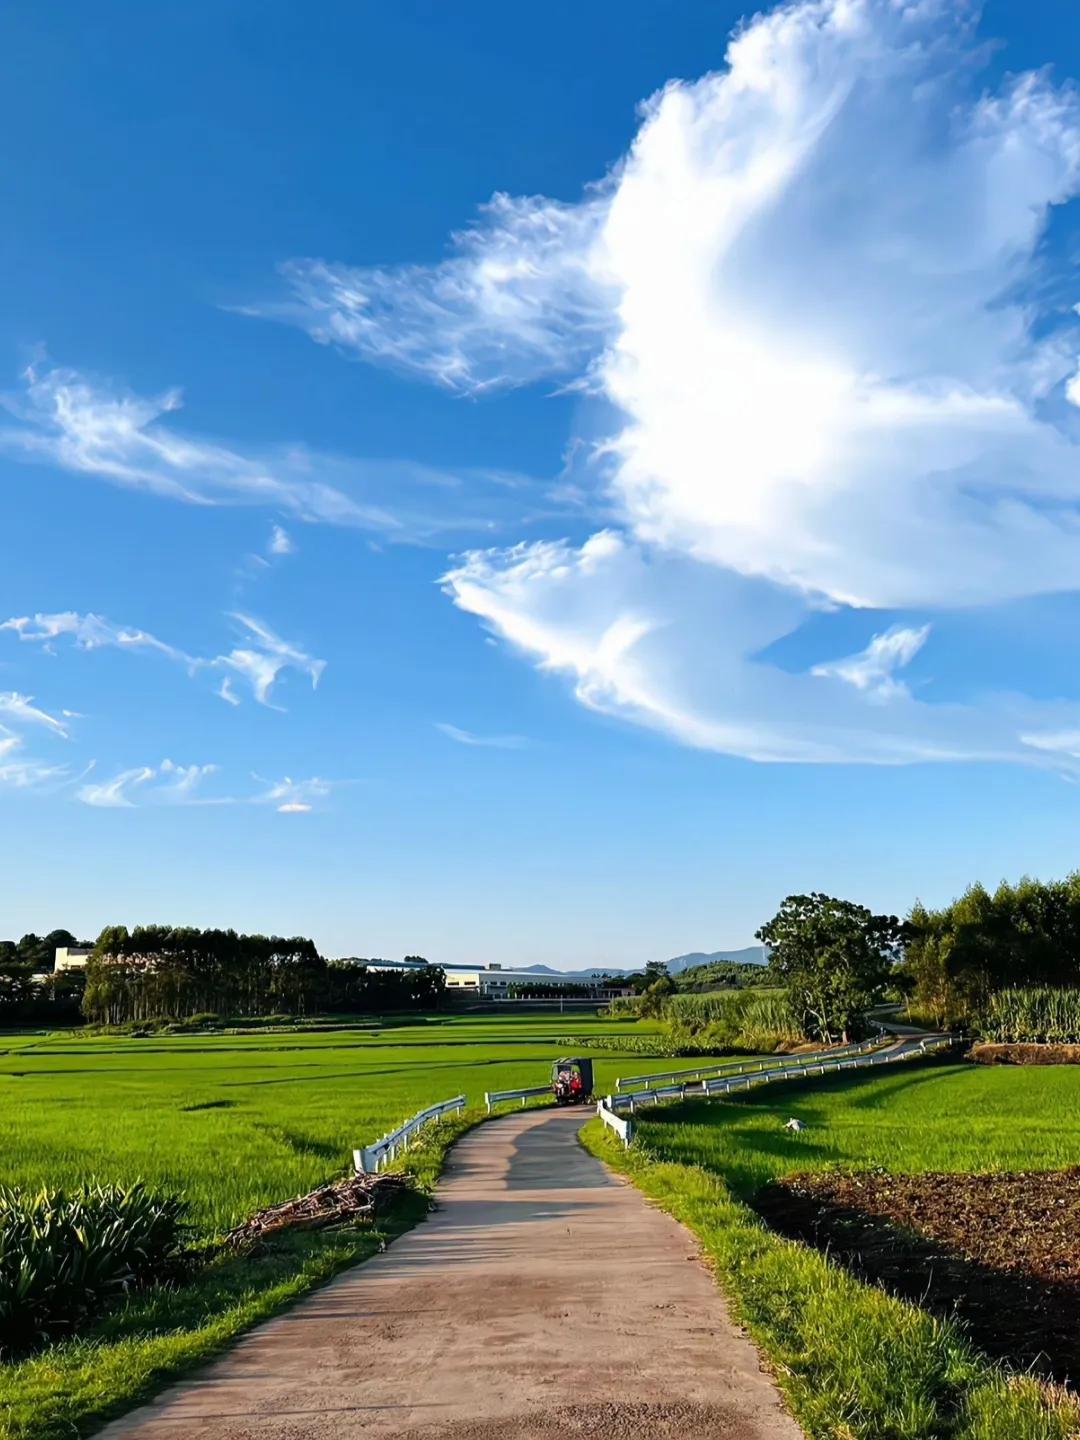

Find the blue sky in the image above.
[{"left": 4, "top": 0, "right": 1080, "bottom": 967}]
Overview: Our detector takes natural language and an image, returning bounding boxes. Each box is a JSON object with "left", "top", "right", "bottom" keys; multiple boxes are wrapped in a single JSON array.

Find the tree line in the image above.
[
  {"left": 81, "top": 927, "right": 445, "bottom": 1025},
  {"left": 753, "top": 872, "right": 1080, "bottom": 1043},
  {"left": 903, "top": 874, "right": 1080, "bottom": 1028}
]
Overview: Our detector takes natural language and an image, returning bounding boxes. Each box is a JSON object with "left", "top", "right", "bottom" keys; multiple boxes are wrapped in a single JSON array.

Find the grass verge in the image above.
[
  {"left": 580, "top": 1120, "right": 1080, "bottom": 1440},
  {"left": 0, "top": 1108, "right": 487, "bottom": 1440}
]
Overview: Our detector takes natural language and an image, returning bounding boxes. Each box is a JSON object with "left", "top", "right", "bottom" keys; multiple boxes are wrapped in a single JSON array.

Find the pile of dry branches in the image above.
[{"left": 221, "top": 1171, "right": 412, "bottom": 1253}]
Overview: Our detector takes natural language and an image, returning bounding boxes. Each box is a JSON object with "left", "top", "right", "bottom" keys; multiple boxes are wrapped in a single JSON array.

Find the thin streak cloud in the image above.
[{"left": 435, "top": 722, "right": 530, "bottom": 750}]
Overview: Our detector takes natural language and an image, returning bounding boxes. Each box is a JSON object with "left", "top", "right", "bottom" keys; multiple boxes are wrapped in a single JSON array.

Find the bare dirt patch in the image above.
[
  {"left": 755, "top": 1167, "right": 1080, "bottom": 1382},
  {"left": 972, "top": 1043, "right": 1080, "bottom": 1065}
]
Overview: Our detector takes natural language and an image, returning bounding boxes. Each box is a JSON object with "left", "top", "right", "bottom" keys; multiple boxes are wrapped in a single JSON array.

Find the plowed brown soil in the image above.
[
  {"left": 756, "top": 1167, "right": 1080, "bottom": 1382},
  {"left": 972, "top": 1044, "right": 1080, "bottom": 1064}
]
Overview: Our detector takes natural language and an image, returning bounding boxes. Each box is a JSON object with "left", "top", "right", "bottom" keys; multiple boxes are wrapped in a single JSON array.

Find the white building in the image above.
[
  {"left": 443, "top": 964, "right": 629, "bottom": 998},
  {"left": 54, "top": 946, "right": 93, "bottom": 972}
]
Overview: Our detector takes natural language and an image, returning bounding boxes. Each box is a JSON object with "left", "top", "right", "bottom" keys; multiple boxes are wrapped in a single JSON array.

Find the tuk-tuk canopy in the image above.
[{"left": 552, "top": 1056, "right": 593, "bottom": 1089}]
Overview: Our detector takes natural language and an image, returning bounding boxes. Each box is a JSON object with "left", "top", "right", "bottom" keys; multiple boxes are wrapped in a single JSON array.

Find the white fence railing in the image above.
[
  {"left": 615, "top": 1033, "right": 885, "bottom": 1093},
  {"left": 484, "top": 1084, "right": 552, "bottom": 1113},
  {"left": 605, "top": 1034, "right": 957, "bottom": 1114},
  {"left": 353, "top": 1095, "right": 466, "bottom": 1173},
  {"left": 597, "top": 1101, "right": 633, "bottom": 1146}
]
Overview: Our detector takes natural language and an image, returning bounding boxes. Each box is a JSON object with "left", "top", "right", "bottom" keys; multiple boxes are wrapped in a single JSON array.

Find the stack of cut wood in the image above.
[{"left": 222, "top": 1171, "right": 411, "bottom": 1252}]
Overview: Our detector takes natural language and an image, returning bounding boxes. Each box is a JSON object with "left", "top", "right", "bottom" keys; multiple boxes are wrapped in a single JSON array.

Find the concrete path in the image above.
[{"left": 98, "top": 1109, "right": 803, "bottom": 1440}]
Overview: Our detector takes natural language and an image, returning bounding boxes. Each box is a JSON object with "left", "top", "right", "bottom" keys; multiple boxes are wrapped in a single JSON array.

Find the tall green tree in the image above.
[
  {"left": 903, "top": 872, "right": 1080, "bottom": 1027},
  {"left": 757, "top": 893, "right": 902, "bottom": 1042}
]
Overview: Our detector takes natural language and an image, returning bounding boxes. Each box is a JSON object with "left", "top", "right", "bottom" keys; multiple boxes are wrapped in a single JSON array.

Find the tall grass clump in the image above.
[
  {"left": 663, "top": 989, "right": 801, "bottom": 1053},
  {"left": 981, "top": 987, "right": 1080, "bottom": 1045},
  {"left": 0, "top": 1182, "right": 186, "bottom": 1357}
]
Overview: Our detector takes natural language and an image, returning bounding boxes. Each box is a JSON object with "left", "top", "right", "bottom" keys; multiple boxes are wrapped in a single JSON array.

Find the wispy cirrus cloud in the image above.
[
  {"left": 260, "top": 195, "right": 613, "bottom": 394},
  {"left": 0, "top": 691, "right": 70, "bottom": 737},
  {"left": 76, "top": 762, "right": 341, "bottom": 811},
  {"left": 251, "top": 774, "right": 334, "bottom": 814},
  {"left": 434, "top": 722, "right": 529, "bottom": 750},
  {"left": 0, "top": 363, "right": 399, "bottom": 529},
  {"left": 2, "top": 610, "right": 324, "bottom": 710},
  {"left": 2, "top": 612, "right": 185, "bottom": 664},
  {"left": 77, "top": 759, "right": 221, "bottom": 809},
  {"left": 811, "top": 628, "right": 931, "bottom": 704},
  {"left": 0, "top": 363, "right": 554, "bottom": 544},
  {"left": 268, "top": 0, "right": 1080, "bottom": 770},
  {"left": 218, "top": 613, "right": 324, "bottom": 707},
  {"left": 0, "top": 733, "right": 69, "bottom": 791}
]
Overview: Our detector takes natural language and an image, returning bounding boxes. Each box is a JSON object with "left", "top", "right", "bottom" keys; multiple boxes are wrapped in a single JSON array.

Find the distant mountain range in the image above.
[
  {"left": 664, "top": 947, "right": 769, "bottom": 973},
  {"left": 513, "top": 947, "right": 767, "bottom": 980}
]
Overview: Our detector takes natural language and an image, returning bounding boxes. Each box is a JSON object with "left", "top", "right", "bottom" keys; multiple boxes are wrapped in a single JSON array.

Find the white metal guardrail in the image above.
[
  {"left": 605, "top": 1034, "right": 957, "bottom": 1114},
  {"left": 484, "top": 1084, "right": 553, "bottom": 1113},
  {"left": 615, "top": 1033, "right": 886, "bottom": 1093},
  {"left": 353, "top": 1095, "right": 466, "bottom": 1173},
  {"left": 597, "top": 1101, "right": 633, "bottom": 1147}
]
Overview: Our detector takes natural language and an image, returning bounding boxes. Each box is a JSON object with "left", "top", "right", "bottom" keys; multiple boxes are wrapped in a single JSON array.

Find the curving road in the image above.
[{"left": 97, "top": 1108, "right": 802, "bottom": 1440}]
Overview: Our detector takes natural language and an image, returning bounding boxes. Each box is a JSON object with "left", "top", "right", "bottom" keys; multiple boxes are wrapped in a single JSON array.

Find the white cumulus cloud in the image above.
[
  {"left": 268, "top": 524, "right": 294, "bottom": 556},
  {"left": 275, "top": 0, "right": 1080, "bottom": 769}
]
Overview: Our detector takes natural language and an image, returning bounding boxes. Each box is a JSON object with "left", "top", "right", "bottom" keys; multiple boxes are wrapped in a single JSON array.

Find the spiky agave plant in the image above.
[{"left": 0, "top": 1180, "right": 187, "bottom": 1356}]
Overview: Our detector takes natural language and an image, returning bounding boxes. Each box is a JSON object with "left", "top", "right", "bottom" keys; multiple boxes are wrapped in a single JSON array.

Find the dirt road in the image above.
[{"left": 97, "top": 1108, "right": 802, "bottom": 1440}]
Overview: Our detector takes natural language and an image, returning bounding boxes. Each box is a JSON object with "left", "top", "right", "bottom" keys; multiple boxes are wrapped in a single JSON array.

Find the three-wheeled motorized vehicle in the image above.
[{"left": 552, "top": 1056, "right": 594, "bottom": 1105}]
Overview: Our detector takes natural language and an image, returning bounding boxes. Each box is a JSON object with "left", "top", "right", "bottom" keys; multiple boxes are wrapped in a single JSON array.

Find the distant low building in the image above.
[
  {"left": 54, "top": 946, "right": 93, "bottom": 972},
  {"left": 443, "top": 965, "right": 630, "bottom": 999}
]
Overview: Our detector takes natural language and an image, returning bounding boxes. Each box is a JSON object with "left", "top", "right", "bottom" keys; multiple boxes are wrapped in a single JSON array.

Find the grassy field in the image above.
[
  {"left": 634, "top": 1058, "right": 1080, "bottom": 1193},
  {"left": 0, "top": 1011, "right": 673, "bottom": 1440},
  {"left": 0, "top": 1012, "right": 666, "bottom": 1234},
  {"left": 580, "top": 1058, "right": 1080, "bottom": 1440}
]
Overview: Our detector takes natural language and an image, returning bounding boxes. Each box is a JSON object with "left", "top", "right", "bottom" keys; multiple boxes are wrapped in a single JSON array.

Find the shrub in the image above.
[{"left": 0, "top": 1182, "right": 187, "bottom": 1357}]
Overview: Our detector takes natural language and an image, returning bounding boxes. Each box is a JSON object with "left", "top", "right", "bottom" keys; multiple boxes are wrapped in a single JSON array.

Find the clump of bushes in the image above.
[
  {"left": 0, "top": 1181, "right": 187, "bottom": 1357},
  {"left": 662, "top": 990, "right": 802, "bottom": 1054},
  {"left": 979, "top": 987, "right": 1080, "bottom": 1045}
]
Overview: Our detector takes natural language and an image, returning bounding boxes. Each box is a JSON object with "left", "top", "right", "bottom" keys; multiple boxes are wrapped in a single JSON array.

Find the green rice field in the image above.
[
  {"left": 0, "top": 1013, "right": 668, "bottom": 1235},
  {"left": 634, "top": 1058, "right": 1080, "bottom": 1192}
]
